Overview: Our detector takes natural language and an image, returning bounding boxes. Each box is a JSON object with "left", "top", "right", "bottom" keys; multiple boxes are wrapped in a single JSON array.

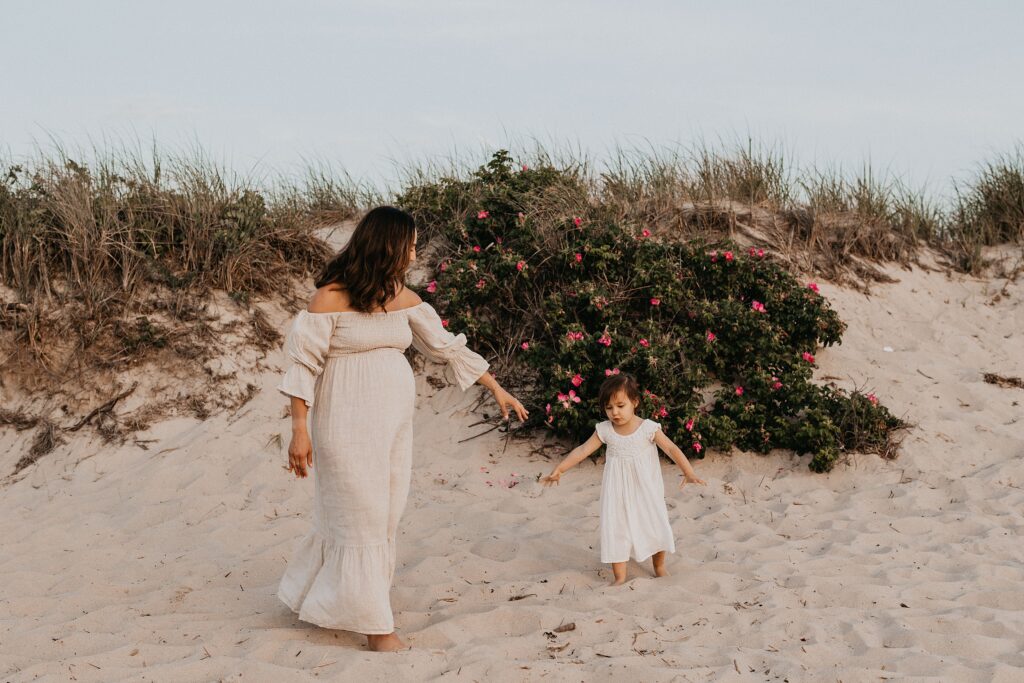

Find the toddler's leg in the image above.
[
  {"left": 652, "top": 551, "right": 668, "bottom": 577},
  {"left": 610, "top": 562, "right": 627, "bottom": 585}
]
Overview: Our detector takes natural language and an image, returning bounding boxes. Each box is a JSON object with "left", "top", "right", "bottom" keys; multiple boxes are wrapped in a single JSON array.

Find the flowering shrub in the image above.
[{"left": 399, "top": 152, "right": 905, "bottom": 471}]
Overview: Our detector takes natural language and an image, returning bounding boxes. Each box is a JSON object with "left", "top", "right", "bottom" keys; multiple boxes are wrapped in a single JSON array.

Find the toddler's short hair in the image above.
[{"left": 598, "top": 373, "right": 641, "bottom": 408}]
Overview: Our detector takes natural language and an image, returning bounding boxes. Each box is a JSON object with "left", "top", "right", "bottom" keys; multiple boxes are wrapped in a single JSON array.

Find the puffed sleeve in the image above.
[
  {"left": 595, "top": 421, "right": 610, "bottom": 444},
  {"left": 276, "top": 311, "right": 336, "bottom": 408},
  {"left": 646, "top": 419, "right": 663, "bottom": 443},
  {"left": 407, "top": 303, "right": 489, "bottom": 391}
]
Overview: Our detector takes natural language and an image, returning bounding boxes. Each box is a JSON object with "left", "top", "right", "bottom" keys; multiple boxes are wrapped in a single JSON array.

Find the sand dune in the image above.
[{"left": 1, "top": 256, "right": 1022, "bottom": 682}]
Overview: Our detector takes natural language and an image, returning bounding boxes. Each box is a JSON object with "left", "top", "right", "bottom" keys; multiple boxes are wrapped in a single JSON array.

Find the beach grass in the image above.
[{"left": 1, "top": 139, "right": 1021, "bottom": 460}]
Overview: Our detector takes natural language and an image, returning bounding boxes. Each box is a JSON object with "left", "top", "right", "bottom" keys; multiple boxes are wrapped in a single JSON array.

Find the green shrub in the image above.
[{"left": 400, "top": 151, "right": 906, "bottom": 471}]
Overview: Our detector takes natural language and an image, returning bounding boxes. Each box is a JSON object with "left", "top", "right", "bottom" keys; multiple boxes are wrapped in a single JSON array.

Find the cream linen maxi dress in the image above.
[
  {"left": 276, "top": 302, "right": 489, "bottom": 634},
  {"left": 595, "top": 419, "right": 676, "bottom": 564}
]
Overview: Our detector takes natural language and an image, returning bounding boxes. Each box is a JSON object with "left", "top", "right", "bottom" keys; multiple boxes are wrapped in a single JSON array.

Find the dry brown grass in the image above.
[
  {"left": 3, "top": 141, "right": 1022, "bottom": 470},
  {"left": 0, "top": 146, "right": 364, "bottom": 469}
]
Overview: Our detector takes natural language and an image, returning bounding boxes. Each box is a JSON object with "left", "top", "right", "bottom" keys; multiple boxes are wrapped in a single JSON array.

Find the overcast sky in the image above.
[{"left": 2, "top": 1, "right": 1021, "bottom": 194}]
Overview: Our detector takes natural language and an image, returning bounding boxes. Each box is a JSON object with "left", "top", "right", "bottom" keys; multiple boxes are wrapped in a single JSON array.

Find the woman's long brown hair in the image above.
[{"left": 314, "top": 206, "right": 416, "bottom": 312}]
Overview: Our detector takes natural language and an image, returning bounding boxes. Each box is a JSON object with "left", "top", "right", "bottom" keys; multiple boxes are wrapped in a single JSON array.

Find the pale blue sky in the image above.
[{"left": 2, "top": 1, "right": 1021, "bottom": 193}]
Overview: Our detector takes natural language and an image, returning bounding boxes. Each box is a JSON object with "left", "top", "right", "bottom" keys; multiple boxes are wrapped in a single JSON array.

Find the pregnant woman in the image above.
[{"left": 277, "top": 206, "right": 528, "bottom": 651}]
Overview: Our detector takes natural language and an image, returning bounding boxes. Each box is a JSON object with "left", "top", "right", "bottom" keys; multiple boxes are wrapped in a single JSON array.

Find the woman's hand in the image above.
[
  {"left": 542, "top": 469, "right": 562, "bottom": 487},
  {"left": 492, "top": 386, "right": 529, "bottom": 422},
  {"left": 679, "top": 472, "right": 706, "bottom": 490},
  {"left": 287, "top": 430, "right": 313, "bottom": 478}
]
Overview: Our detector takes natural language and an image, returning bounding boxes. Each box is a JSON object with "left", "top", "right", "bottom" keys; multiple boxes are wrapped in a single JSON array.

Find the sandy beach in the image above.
[{"left": 1, "top": 253, "right": 1022, "bottom": 682}]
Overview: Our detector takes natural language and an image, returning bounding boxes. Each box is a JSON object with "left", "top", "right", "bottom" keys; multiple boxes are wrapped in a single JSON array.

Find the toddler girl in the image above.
[{"left": 544, "top": 373, "right": 706, "bottom": 585}]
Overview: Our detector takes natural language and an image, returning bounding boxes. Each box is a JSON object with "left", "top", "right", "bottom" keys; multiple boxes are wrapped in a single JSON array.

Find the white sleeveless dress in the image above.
[{"left": 595, "top": 419, "right": 676, "bottom": 564}]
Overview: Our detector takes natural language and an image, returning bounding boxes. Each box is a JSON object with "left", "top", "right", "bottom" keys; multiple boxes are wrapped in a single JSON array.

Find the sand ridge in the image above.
[{"left": 1, "top": 259, "right": 1022, "bottom": 682}]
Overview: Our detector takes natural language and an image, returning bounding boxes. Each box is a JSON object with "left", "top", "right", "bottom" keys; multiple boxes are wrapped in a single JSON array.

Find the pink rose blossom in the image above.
[
  {"left": 516, "top": 260, "right": 526, "bottom": 272},
  {"left": 650, "top": 297, "right": 661, "bottom": 306},
  {"left": 735, "top": 386, "right": 744, "bottom": 396},
  {"left": 706, "top": 331, "right": 717, "bottom": 342},
  {"left": 752, "top": 300, "right": 766, "bottom": 313},
  {"left": 476, "top": 278, "right": 486, "bottom": 289},
  {"left": 571, "top": 374, "right": 583, "bottom": 387},
  {"left": 710, "top": 250, "right": 719, "bottom": 262},
  {"left": 520, "top": 342, "right": 529, "bottom": 350},
  {"left": 693, "top": 442, "right": 703, "bottom": 453},
  {"left": 802, "top": 352, "right": 815, "bottom": 363},
  {"left": 604, "top": 368, "right": 620, "bottom": 376},
  {"left": 568, "top": 390, "right": 581, "bottom": 404},
  {"left": 772, "top": 377, "right": 783, "bottom": 390},
  {"left": 724, "top": 251, "right": 734, "bottom": 262},
  {"left": 566, "top": 331, "right": 585, "bottom": 342},
  {"left": 757, "top": 248, "right": 765, "bottom": 257},
  {"left": 472, "top": 245, "right": 481, "bottom": 253},
  {"left": 685, "top": 418, "right": 695, "bottom": 431},
  {"left": 573, "top": 216, "right": 582, "bottom": 227},
  {"left": 639, "top": 338, "right": 650, "bottom": 347},
  {"left": 574, "top": 252, "right": 583, "bottom": 263},
  {"left": 640, "top": 228, "right": 651, "bottom": 238},
  {"left": 441, "top": 319, "right": 449, "bottom": 328},
  {"left": 657, "top": 407, "right": 668, "bottom": 418},
  {"left": 545, "top": 403, "right": 551, "bottom": 414},
  {"left": 521, "top": 164, "right": 528, "bottom": 171},
  {"left": 867, "top": 392, "right": 878, "bottom": 405},
  {"left": 598, "top": 333, "right": 612, "bottom": 347},
  {"left": 477, "top": 210, "right": 489, "bottom": 219},
  {"left": 440, "top": 261, "right": 449, "bottom": 272},
  {"left": 426, "top": 280, "right": 437, "bottom": 293},
  {"left": 749, "top": 247, "right": 757, "bottom": 257},
  {"left": 807, "top": 282, "right": 820, "bottom": 293}
]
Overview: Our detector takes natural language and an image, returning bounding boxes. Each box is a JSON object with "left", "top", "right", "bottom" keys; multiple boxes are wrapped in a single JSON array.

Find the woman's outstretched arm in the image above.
[{"left": 476, "top": 372, "right": 529, "bottom": 422}]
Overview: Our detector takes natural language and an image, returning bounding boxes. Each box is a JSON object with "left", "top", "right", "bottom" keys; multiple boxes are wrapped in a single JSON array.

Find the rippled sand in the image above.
[{"left": 2, "top": 257, "right": 1022, "bottom": 682}]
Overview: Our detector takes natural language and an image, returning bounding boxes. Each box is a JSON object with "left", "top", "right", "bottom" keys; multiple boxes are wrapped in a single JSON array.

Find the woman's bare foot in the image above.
[
  {"left": 366, "top": 632, "right": 407, "bottom": 652},
  {"left": 652, "top": 551, "right": 669, "bottom": 577}
]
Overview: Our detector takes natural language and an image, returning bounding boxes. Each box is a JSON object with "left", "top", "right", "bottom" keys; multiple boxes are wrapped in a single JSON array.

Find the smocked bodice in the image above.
[
  {"left": 596, "top": 419, "right": 661, "bottom": 460},
  {"left": 323, "top": 309, "right": 416, "bottom": 356},
  {"left": 277, "top": 301, "right": 490, "bottom": 408}
]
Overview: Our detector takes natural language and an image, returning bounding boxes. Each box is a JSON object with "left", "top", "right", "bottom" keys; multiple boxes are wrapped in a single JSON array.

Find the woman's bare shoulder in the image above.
[
  {"left": 307, "top": 285, "right": 350, "bottom": 313},
  {"left": 393, "top": 286, "right": 423, "bottom": 310}
]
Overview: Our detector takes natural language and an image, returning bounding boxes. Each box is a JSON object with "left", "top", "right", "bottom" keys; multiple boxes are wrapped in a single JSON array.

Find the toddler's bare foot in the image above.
[
  {"left": 610, "top": 577, "right": 626, "bottom": 586},
  {"left": 651, "top": 551, "right": 668, "bottom": 578},
  {"left": 367, "top": 633, "right": 407, "bottom": 652}
]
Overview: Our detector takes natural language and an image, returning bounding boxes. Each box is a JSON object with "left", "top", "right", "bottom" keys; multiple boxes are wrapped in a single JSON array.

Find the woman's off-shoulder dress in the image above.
[{"left": 276, "top": 302, "right": 489, "bottom": 634}]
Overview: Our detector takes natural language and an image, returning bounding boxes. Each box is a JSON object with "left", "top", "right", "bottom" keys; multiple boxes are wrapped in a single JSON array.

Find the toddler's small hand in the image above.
[
  {"left": 542, "top": 471, "right": 562, "bottom": 487},
  {"left": 679, "top": 473, "right": 706, "bottom": 490}
]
